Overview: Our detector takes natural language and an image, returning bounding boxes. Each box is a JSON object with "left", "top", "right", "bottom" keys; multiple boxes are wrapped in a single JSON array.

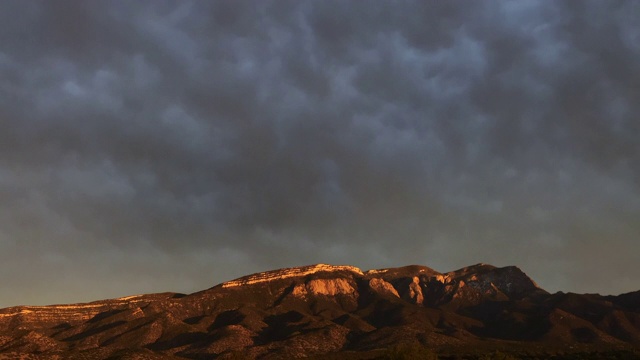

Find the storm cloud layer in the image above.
[{"left": 1, "top": 1, "right": 639, "bottom": 307}]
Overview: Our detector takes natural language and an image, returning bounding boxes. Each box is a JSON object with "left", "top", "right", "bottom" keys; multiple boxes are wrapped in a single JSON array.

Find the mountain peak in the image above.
[
  {"left": 364, "top": 264, "right": 441, "bottom": 279},
  {"left": 447, "top": 263, "right": 498, "bottom": 276},
  {"left": 220, "top": 263, "right": 364, "bottom": 288}
]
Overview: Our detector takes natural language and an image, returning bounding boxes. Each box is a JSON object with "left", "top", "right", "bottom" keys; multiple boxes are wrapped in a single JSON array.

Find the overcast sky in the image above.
[{"left": 1, "top": 0, "right": 639, "bottom": 307}]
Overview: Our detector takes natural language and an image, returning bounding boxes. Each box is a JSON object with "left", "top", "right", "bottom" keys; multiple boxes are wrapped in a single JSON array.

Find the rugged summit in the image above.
[{"left": 0, "top": 263, "right": 638, "bottom": 359}]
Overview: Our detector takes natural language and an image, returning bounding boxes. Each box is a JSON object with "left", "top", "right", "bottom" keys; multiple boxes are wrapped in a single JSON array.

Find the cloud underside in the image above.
[{"left": 0, "top": 0, "right": 638, "bottom": 306}]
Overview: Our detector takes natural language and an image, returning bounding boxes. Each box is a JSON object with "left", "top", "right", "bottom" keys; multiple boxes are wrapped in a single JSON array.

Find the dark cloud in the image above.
[{"left": 0, "top": 0, "right": 638, "bottom": 307}]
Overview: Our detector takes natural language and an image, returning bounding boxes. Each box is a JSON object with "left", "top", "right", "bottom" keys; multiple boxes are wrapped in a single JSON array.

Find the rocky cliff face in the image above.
[
  {"left": 292, "top": 278, "right": 357, "bottom": 297},
  {"left": 0, "top": 263, "right": 638, "bottom": 359}
]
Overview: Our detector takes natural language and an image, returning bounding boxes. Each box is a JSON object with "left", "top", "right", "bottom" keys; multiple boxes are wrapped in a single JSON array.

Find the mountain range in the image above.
[{"left": 1, "top": 263, "right": 639, "bottom": 359}]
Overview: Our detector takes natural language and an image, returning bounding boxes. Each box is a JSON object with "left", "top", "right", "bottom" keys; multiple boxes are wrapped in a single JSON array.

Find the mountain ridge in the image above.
[{"left": 0, "top": 263, "right": 638, "bottom": 359}]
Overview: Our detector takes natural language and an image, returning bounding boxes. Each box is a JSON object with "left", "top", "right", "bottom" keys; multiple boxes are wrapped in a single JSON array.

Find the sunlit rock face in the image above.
[
  {"left": 368, "top": 278, "right": 400, "bottom": 298},
  {"left": 1, "top": 263, "right": 637, "bottom": 359},
  {"left": 221, "top": 264, "right": 364, "bottom": 288},
  {"left": 228, "top": 263, "right": 546, "bottom": 307},
  {"left": 407, "top": 276, "right": 424, "bottom": 304},
  {"left": 292, "top": 278, "right": 357, "bottom": 297}
]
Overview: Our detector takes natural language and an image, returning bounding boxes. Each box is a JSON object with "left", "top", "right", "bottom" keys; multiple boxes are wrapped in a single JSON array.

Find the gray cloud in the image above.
[{"left": 0, "top": 0, "right": 638, "bottom": 307}]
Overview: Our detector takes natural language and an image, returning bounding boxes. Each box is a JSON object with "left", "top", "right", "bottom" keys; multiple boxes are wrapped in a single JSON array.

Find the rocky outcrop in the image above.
[
  {"left": 292, "top": 278, "right": 357, "bottom": 297},
  {"left": 407, "top": 276, "right": 424, "bottom": 304},
  {"left": 368, "top": 278, "right": 400, "bottom": 297},
  {"left": 435, "top": 264, "right": 546, "bottom": 306}
]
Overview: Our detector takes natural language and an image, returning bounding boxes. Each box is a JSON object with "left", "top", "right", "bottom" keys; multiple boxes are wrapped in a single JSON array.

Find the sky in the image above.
[{"left": 0, "top": 1, "right": 639, "bottom": 307}]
